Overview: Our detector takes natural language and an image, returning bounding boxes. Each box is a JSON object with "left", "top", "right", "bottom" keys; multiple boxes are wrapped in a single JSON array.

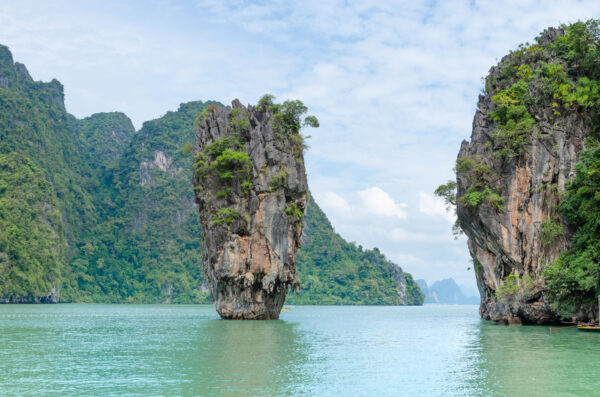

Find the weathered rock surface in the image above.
[
  {"left": 194, "top": 99, "right": 308, "bottom": 319},
  {"left": 456, "top": 28, "right": 595, "bottom": 324},
  {"left": 0, "top": 287, "right": 60, "bottom": 304}
]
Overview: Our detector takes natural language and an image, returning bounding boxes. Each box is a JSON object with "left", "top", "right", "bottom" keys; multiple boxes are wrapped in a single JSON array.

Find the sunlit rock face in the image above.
[
  {"left": 193, "top": 99, "right": 307, "bottom": 319},
  {"left": 456, "top": 28, "right": 595, "bottom": 325}
]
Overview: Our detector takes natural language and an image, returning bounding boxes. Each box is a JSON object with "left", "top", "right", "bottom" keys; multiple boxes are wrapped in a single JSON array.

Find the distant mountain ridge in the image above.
[{"left": 416, "top": 278, "right": 479, "bottom": 305}]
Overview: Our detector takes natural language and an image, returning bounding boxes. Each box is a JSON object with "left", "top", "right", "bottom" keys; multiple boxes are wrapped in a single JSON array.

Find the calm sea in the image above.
[{"left": 0, "top": 304, "right": 599, "bottom": 396}]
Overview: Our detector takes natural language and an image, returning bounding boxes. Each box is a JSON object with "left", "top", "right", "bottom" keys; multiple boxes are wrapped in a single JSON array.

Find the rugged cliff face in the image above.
[
  {"left": 455, "top": 23, "right": 600, "bottom": 324},
  {"left": 386, "top": 260, "right": 423, "bottom": 305},
  {"left": 194, "top": 97, "right": 315, "bottom": 319}
]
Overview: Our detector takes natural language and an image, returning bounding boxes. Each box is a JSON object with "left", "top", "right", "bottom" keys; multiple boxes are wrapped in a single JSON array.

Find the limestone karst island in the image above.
[{"left": 1, "top": 2, "right": 600, "bottom": 395}]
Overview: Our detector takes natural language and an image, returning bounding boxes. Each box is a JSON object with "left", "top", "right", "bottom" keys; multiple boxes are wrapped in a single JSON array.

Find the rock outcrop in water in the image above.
[
  {"left": 194, "top": 97, "right": 316, "bottom": 319},
  {"left": 453, "top": 24, "right": 600, "bottom": 324}
]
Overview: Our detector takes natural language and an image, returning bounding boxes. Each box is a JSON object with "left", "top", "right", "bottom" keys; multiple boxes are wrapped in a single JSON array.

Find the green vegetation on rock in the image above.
[
  {"left": 495, "top": 272, "right": 538, "bottom": 302},
  {"left": 456, "top": 155, "right": 504, "bottom": 211},
  {"left": 0, "top": 45, "right": 101, "bottom": 302},
  {"left": 194, "top": 134, "right": 253, "bottom": 196},
  {"left": 488, "top": 79, "right": 535, "bottom": 159},
  {"left": 0, "top": 153, "right": 64, "bottom": 301}
]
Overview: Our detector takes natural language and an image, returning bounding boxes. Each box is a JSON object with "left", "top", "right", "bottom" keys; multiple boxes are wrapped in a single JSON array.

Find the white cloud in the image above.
[
  {"left": 358, "top": 187, "right": 407, "bottom": 219},
  {"left": 316, "top": 187, "right": 407, "bottom": 220},
  {"left": 320, "top": 191, "right": 351, "bottom": 216},
  {"left": 389, "top": 228, "right": 427, "bottom": 242},
  {"left": 418, "top": 192, "right": 455, "bottom": 224}
]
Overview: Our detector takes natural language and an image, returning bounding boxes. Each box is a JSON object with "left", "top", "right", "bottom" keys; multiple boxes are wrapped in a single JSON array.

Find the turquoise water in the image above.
[{"left": 1, "top": 304, "right": 599, "bottom": 396}]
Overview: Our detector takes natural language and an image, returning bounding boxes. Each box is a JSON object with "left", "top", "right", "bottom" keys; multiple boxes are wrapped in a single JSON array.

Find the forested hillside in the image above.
[
  {"left": 0, "top": 44, "right": 95, "bottom": 302},
  {"left": 62, "top": 101, "right": 218, "bottom": 303},
  {"left": 0, "top": 44, "right": 422, "bottom": 305}
]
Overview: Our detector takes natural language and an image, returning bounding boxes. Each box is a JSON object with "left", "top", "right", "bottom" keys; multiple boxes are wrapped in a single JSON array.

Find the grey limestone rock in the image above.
[
  {"left": 456, "top": 28, "right": 595, "bottom": 324},
  {"left": 193, "top": 99, "right": 308, "bottom": 319}
]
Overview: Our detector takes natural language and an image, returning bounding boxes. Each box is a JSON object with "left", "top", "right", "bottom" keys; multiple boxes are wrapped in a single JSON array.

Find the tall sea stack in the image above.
[
  {"left": 453, "top": 22, "right": 600, "bottom": 324},
  {"left": 193, "top": 97, "right": 317, "bottom": 319}
]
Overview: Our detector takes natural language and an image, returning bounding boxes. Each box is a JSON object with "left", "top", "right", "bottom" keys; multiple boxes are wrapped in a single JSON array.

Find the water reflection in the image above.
[
  {"left": 466, "top": 321, "right": 600, "bottom": 396},
  {"left": 0, "top": 305, "right": 311, "bottom": 396},
  {"left": 442, "top": 316, "right": 487, "bottom": 396},
  {"left": 174, "top": 318, "right": 309, "bottom": 396}
]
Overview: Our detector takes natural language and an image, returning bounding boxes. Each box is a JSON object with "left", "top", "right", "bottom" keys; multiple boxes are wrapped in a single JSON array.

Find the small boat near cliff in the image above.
[
  {"left": 577, "top": 325, "right": 600, "bottom": 332},
  {"left": 577, "top": 296, "right": 600, "bottom": 332}
]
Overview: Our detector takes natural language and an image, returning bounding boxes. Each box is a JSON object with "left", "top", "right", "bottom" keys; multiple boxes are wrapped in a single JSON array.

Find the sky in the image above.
[{"left": 2, "top": 0, "right": 600, "bottom": 290}]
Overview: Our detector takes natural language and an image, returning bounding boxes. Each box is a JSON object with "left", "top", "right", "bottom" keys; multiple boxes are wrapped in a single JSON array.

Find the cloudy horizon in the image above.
[{"left": 2, "top": 0, "right": 599, "bottom": 289}]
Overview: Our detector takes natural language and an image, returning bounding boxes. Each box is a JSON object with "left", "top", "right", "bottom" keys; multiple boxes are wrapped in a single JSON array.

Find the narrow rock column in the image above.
[{"left": 193, "top": 98, "right": 316, "bottom": 319}]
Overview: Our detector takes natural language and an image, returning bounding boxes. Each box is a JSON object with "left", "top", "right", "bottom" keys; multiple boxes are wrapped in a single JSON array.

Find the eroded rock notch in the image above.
[{"left": 193, "top": 96, "right": 317, "bottom": 319}]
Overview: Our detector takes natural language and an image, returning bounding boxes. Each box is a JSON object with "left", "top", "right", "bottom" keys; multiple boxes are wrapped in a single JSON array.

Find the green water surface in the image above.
[{"left": 0, "top": 304, "right": 598, "bottom": 396}]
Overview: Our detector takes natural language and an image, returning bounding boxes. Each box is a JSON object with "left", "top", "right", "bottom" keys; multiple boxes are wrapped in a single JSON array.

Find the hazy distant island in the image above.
[{"left": 416, "top": 278, "right": 479, "bottom": 305}]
